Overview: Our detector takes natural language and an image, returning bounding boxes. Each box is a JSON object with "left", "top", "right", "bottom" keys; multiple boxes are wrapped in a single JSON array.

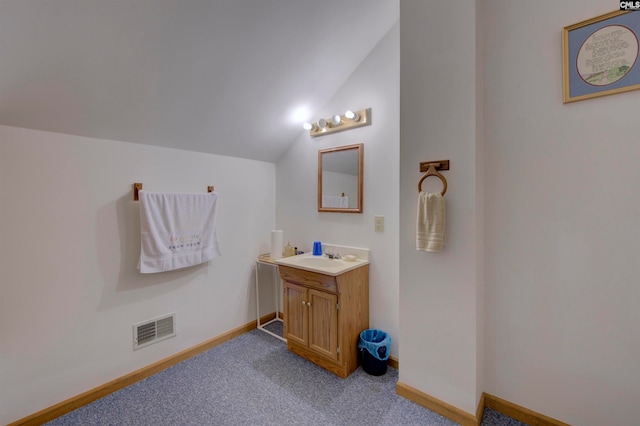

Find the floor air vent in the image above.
[{"left": 133, "top": 313, "right": 176, "bottom": 350}]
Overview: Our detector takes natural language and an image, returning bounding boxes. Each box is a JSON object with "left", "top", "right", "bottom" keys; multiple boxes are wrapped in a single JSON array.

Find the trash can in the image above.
[{"left": 358, "top": 329, "right": 391, "bottom": 376}]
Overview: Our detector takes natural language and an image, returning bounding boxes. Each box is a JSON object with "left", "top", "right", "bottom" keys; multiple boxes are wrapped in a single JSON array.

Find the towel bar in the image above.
[{"left": 133, "top": 183, "right": 215, "bottom": 201}]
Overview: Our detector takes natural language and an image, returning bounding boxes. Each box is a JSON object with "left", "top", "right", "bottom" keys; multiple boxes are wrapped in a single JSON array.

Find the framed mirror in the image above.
[{"left": 318, "top": 143, "right": 363, "bottom": 213}]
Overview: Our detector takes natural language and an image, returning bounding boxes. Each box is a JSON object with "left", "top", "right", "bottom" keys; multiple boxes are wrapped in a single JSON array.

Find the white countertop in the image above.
[{"left": 274, "top": 252, "right": 369, "bottom": 276}]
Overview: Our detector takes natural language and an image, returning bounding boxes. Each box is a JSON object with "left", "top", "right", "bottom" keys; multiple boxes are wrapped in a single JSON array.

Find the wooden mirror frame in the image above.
[{"left": 318, "top": 143, "right": 363, "bottom": 213}]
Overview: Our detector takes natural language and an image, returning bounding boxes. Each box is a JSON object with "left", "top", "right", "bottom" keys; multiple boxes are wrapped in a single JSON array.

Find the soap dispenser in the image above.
[{"left": 284, "top": 242, "right": 295, "bottom": 257}]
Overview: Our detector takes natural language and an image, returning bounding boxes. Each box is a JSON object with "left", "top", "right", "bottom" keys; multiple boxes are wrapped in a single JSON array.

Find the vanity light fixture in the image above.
[{"left": 303, "top": 108, "right": 371, "bottom": 137}]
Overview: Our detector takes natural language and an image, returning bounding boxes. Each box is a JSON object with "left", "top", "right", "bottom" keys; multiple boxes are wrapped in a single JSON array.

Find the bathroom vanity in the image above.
[{"left": 275, "top": 252, "right": 369, "bottom": 378}]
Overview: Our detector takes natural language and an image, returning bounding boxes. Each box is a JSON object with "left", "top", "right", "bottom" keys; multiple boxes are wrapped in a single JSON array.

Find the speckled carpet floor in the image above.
[{"left": 45, "top": 324, "right": 525, "bottom": 425}]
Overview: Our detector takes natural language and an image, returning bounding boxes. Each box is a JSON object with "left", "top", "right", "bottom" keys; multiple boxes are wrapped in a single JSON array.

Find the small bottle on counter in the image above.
[{"left": 284, "top": 242, "right": 295, "bottom": 257}]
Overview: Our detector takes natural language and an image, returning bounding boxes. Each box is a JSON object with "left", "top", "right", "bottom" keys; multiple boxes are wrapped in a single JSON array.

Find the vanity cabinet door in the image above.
[
  {"left": 283, "top": 281, "right": 338, "bottom": 361},
  {"left": 283, "top": 281, "right": 308, "bottom": 346},
  {"left": 308, "top": 289, "right": 338, "bottom": 361}
]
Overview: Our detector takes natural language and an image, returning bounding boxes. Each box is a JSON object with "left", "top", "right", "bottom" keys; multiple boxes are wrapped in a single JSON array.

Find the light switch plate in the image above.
[{"left": 374, "top": 215, "right": 384, "bottom": 232}]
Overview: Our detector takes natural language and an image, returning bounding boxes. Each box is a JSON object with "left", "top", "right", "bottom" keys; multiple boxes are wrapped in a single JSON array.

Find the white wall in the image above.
[
  {"left": 400, "top": 0, "right": 639, "bottom": 423},
  {"left": 482, "top": 1, "right": 640, "bottom": 424},
  {"left": 0, "top": 125, "right": 275, "bottom": 424},
  {"left": 399, "top": 0, "right": 482, "bottom": 415},
  {"left": 276, "top": 22, "right": 400, "bottom": 355}
]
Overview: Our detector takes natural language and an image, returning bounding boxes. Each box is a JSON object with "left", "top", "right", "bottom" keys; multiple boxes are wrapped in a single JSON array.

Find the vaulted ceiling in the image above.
[{"left": 0, "top": 0, "right": 398, "bottom": 162}]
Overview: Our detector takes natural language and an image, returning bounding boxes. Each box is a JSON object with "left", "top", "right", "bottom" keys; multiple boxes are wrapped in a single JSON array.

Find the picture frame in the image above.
[{"left": 562, "top": 10, "right": 640, "bottom": 103}]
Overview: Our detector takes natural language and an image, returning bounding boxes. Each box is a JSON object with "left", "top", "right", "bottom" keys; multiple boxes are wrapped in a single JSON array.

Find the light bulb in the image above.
[
  {"left": 303, "top": 122, "right": 314, "bottom": 130},
  {"left": 331, "top": 114, "right": 342, "bottom": 126},
  {"left": 317, "top": 118, "right": 329, "bottom": 129},
  {"left": 345, "top": 110, "right": 360, "bottom": 121}
]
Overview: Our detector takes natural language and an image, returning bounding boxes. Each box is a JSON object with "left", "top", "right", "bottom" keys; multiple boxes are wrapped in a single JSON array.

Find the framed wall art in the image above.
[{"left": 562, "top": 10, "right": 640, "bottom": 103}]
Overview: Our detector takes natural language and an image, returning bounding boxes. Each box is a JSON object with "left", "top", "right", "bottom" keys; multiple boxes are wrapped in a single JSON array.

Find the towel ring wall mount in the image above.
[{"left": 418, "top": 160, "right": 449, "bottom": 196}]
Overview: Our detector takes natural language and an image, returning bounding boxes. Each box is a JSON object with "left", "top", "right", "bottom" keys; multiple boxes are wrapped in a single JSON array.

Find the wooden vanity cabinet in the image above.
[{"left": 279, "top": 264, "right": 369, "bottom": 378}]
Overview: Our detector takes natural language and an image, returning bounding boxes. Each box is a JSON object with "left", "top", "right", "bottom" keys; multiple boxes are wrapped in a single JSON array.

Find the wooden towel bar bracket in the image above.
[
  {"left": 133, "top": 183, "right": 215, "bottom": 201},
  {"left": 418, "top": 160, "right": 450, "bottom": 196},
  {"left": 133, "top": 183, "right": 143, "bottom": 201},
  {"left": 419, "top": 160, "right": 449, "bottom": 172}
]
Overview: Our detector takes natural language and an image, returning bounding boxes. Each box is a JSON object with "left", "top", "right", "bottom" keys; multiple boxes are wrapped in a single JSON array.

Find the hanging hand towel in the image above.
[
  {"left": 416, "top": 191, "right": 446, "bottom": 252},
  {"left": 322, "top": 195, "right": 349, "bottom": 208},
  {"left": 138, "top": 190, "right": 221, "bottom": 273}
]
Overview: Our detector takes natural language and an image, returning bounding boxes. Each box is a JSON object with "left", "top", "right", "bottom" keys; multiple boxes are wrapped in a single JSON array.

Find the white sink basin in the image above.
[
  {"left": 296, "top": 257, "right": 343, "bottom": 268},
  {"left": 274, "top": 253, "right": 368, "bottom": 276}
]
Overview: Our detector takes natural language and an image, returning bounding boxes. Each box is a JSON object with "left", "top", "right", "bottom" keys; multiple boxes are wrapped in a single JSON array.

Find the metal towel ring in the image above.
[{"left": 418, "top": 165, "right": 448, "bottom": 196}]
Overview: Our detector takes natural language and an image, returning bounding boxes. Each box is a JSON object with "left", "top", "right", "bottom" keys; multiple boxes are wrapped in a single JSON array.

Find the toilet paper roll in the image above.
[{"left": 271, "top": 230, "right": 283, "bottom": 260}]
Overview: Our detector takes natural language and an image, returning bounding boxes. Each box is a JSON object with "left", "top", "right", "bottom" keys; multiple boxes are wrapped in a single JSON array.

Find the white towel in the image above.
[
  {"left": 416, "top": 192, "right": 446, "bottom": 252},
  {"left": 322, "top": 195, "right": 349, "bottom": 208},
  {"left": 138, "top": 190, "right": 221, "bottom": 273}
]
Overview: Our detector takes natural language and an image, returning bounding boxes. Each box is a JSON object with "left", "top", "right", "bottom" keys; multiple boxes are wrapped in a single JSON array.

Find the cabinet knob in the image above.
[
  {"left": 302, "top": 300, "right": 306, "bottom": 305},
  {"left": 306, "top": 302, "right": 311, "bottom": 307}
]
